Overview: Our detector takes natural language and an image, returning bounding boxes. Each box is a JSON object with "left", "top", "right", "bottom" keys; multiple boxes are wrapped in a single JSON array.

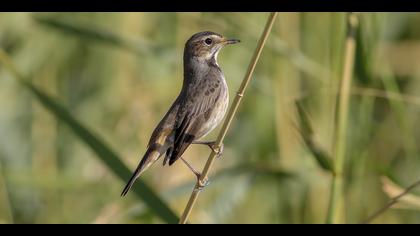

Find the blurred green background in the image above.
[{"left": 1, "top": 12, "right": 420, "bottom": 224}]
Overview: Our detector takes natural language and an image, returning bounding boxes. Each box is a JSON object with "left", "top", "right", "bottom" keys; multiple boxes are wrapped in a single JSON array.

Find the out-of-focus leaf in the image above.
[
  {"left": 381, "top": 176, "right": 420, "bottom": 210},
  {"left": 0, "top": 156, "right": 14, "bottom": 223},
  {"left": 295, "top": 100, "right": 333, "bottom": 172},
  {"left": 0, "top": 49, "right": 179, "bottom": 223},
  {"left": 32, "top": 15, "right": 155, "bottom": 56},
  {"left": 381, "top": 73, "right": 418, "bottom": 159}
]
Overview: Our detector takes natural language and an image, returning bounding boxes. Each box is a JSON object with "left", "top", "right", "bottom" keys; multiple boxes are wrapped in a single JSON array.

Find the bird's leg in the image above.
[
  {"left": 180, "top": 157, "right": 209, "bottom": 189},
  {"left": 180, "top": 157, "right": 200, "bottom": 178},
  {"left": 192, "top": 141, "right": 224, "bottom": 158}
]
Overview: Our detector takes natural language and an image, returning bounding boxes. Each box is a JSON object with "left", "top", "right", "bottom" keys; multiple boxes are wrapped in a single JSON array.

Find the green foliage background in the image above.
[{"left": 1, "top": 12, "right": 420, "bottom": 223}]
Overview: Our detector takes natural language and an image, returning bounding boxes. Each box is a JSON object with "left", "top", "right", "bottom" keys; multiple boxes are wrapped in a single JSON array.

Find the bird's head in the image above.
[{"left": 184, "top": 31, "right": 240, "bottom": 64}]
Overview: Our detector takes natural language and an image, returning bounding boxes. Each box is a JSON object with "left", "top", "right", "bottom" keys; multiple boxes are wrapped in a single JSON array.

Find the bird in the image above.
[{"left": 121, "top": 31, "right": 240, "bottom": 196}]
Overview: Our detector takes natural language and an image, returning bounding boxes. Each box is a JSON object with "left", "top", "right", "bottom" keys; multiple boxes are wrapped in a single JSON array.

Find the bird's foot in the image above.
[
  {"left": 192, "top": 141, "right": 224, "bottom": 158},
  {"left": 212, "top": 143, "right": 224, "bottom": 159},
  {"left": 180, "top": 157, "right": 210, "bottom": 190},
  {"left": 195, "top": 175, "right": 210, "bottom": 191}
]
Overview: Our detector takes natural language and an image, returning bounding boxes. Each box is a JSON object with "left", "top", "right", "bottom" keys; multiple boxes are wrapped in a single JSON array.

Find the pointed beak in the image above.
[{"left": 222, "top": 38, "right": 241, "bottom": 45}]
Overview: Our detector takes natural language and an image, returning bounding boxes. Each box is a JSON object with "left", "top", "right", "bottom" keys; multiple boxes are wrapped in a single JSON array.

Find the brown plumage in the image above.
[{"left": 121, "top": 31, "right": 240, "bottom": 196}]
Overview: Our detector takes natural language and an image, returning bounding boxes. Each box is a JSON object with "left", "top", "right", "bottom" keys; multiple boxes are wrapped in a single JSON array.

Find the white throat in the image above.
[{"left": 213, "top": 50, "right": 220, "bottom": 66}]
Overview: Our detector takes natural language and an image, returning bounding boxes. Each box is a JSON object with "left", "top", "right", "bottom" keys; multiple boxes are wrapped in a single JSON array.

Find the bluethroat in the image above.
[{"left": 121, "top": 31, "right": 240, "bottom": 196}]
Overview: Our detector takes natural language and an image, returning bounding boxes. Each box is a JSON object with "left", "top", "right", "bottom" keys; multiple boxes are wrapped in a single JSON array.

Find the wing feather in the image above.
[{"left": 167, "top": 82, "right": 219, "bottom": 165}]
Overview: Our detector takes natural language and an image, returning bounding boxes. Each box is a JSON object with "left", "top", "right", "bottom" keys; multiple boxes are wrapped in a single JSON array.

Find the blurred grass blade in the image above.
[
  {"left": 33, "top": 15, "right": 153, "bottom": 56},
  {"left": 295, "top": 101, "right": 333, "bottom": 172},
  {"left": 327, "top": 13, "right": 358, "bottom": 224},
  {"left": 362, "top": 177, "right": 420, "bottom": 223},
  {"left": 381, "top": 73, "right": 418, "bottom": 159},
  {"left": 0, "top": 157, "right": 14, "bottom": 223},
  {"left": 381, "top": 176, "right": 420, "bottom": 210},
  {"left": 0, "top": 49, "right": 179, "bottom": 223}
]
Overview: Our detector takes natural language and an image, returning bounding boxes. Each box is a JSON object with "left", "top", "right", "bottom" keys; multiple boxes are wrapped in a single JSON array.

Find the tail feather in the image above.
[
  {"left": 121, "top": 147, "right": 161, "bottom": 197},
  {"left": 121, "top": 169, "right": 140, "bottom": 196}
]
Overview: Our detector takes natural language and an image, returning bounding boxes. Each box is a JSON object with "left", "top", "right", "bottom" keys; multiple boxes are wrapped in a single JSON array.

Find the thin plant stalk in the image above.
[
  {"left": 361, "top": 178, "right": 420, "bottom": 224},
  {"left": 178, "top": 12, "right": 278, "bottom": 224},
  {"left": 326, "top": 12, "right": 358, "bottom": 224}
]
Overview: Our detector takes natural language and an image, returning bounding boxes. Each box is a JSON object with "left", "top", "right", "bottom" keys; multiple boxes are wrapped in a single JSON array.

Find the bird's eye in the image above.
[{"left": 204, "top": 38, "right": 213, "bottom": 45}]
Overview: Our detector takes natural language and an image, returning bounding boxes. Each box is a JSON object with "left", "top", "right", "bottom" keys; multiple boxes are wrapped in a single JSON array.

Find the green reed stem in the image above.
[{"left": 326, "top": 13, "right": 358, "bottom": 224}]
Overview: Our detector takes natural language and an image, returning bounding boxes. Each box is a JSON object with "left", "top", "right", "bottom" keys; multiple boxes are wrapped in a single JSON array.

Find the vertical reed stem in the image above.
[
  {"left": 178, "top": 12, "right": 278, "bottom": 224},
  {"left": 326, "top": 12, "right": 358, "bottom": 224}
]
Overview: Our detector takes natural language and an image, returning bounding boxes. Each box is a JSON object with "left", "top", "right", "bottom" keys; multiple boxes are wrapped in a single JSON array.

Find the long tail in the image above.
[{"left": 121, "top": 147, "right": 161, "bottom": 196}]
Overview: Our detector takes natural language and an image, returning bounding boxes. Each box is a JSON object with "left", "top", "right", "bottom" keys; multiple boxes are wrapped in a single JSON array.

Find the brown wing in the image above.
[
  {"left": 167, "top": 85, "right": 218, "bottom": 166},
  {"left": 121, "top": 97, "right": 180, "bottom": 196}
]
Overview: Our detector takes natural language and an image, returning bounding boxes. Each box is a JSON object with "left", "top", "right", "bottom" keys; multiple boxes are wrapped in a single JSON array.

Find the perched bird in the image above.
[{"left": 121, "top": 31, "right": 240, "bottom": 196}]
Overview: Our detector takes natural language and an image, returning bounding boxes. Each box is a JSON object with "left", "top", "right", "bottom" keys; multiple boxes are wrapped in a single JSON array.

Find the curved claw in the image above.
[
  {"left": 213, "top": 143, "right": 224, "bottom": 158},
  {"left": 192, "top": 141, "right": 224, "bottom": 158},
  {"left": 195, "top": 176, "right": 210, "bottom": 191}
]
